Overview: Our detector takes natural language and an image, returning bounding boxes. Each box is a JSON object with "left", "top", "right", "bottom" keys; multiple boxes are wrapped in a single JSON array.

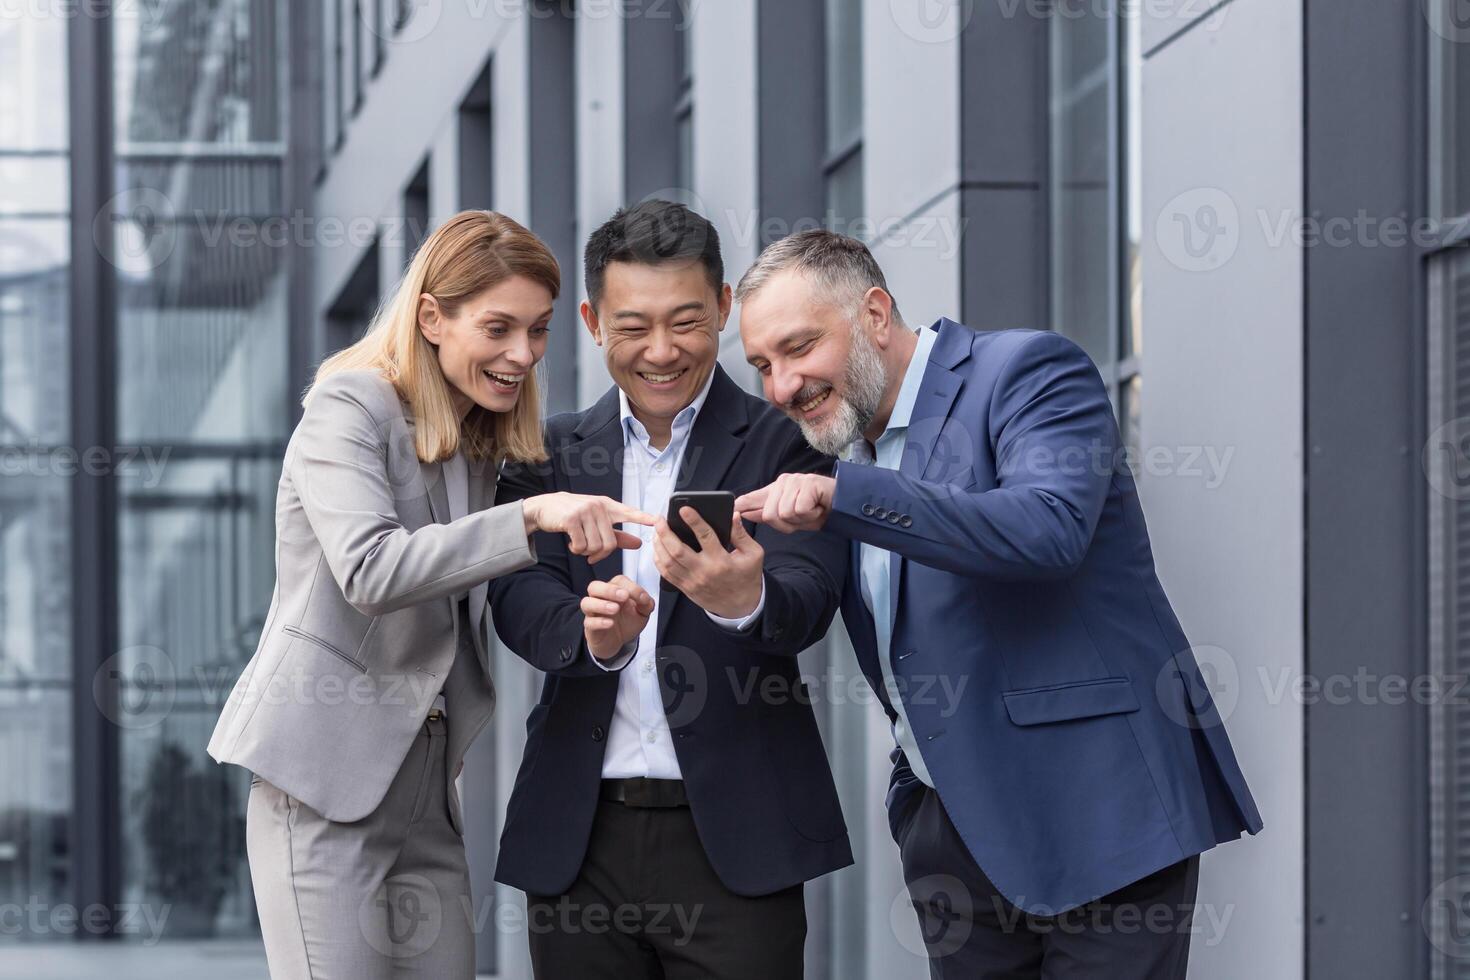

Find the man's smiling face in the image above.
[{"left": 584, "top": 259, "right": 732, "bottom": 430}]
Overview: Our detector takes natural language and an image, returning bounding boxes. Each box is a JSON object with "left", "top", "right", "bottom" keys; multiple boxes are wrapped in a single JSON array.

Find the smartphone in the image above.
[{"left": 667, "top": 491, "right": 735, "bottom": 552}]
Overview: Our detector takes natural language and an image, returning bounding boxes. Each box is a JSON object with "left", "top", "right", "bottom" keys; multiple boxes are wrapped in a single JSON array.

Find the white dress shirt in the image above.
[
  {"left": 845, "top": 325, "right": 939, "bottom": 786},
  {"left": 597, "top": 370, "right": 765, "bottom": 779}
]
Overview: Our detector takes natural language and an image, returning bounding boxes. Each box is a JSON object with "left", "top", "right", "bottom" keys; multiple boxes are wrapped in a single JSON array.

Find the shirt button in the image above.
[
  {"left": 642, "top": 659, "right": 655, "bottom": 673},
  {"left": 654, "top": 462, "right": 667, "bottom": 473},
  {"left": 645, "top": 731, "right": 658, "bottom": 744}
]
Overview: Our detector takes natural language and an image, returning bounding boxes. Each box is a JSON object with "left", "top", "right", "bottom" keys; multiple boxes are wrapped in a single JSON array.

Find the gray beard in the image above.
[{"left": 797, "top": 326, "right": 889, "bottom": 457}]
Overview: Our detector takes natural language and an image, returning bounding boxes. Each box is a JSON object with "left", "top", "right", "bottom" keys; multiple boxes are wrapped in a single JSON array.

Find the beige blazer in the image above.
[{"left": 207, "top": 369, "right": 537, "bottom": 828}]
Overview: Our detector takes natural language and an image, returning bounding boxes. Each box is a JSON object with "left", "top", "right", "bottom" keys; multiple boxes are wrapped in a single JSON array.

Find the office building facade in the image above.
[{"left": 2, "top": 1, "right": 1466, "bottom": 977}]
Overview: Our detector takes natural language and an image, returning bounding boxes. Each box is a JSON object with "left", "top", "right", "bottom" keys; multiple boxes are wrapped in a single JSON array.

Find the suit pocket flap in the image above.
[{"left": 1002, "top": 677, "right": 1139, "bottom": 726}]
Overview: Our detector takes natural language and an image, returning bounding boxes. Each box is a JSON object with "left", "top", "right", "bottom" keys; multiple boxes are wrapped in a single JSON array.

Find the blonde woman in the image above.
[{"left": 208, "top": 211, "right": 655, "bottom": 979}]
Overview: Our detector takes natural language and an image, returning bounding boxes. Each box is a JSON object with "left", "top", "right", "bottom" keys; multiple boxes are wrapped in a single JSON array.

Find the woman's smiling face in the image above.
[{"left": 419, "top": 274, "right": 554, "bottom": 416}]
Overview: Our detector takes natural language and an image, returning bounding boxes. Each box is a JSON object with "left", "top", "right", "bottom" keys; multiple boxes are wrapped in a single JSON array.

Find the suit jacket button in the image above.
[
  {"left": 899, "top": 515, "right": 913, "bottom": 528},
  {"left": 560, "top": 647, "right": 573, "bottom": 662},
  {"left": 861, "top": 504, "right": 876, "bottom": 517},
  {"left": 875, "top": 508, "right": 890, "bottom": 520},
  {"left": 886, "top": 512, "right": 901, "bottom": 524},
  {"left": 592, "top": 725, "right": 605, "bottom": 742}
]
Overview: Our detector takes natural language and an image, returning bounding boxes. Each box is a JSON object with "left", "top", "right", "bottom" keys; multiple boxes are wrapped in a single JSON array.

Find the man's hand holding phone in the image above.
[
  {"left": 653, "top": 505, "right": 765, "bottom": 621},
  {"left": 580, "top": 574, "right": 655, "bottom": 661}
]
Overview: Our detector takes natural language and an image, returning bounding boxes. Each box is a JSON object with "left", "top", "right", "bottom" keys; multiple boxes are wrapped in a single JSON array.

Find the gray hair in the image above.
[{"left": 734, "top": 230, "right": 902, "bottom": 323}]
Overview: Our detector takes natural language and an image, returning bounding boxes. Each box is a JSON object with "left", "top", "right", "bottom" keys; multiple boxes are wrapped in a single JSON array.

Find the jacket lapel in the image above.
[
  {"left": 889, "top": 319, "right": 973, "bottom": 637},
  {"left": 570, "top": 386, "right": 630, "bottom": 586},
  {"left": 656, "top": 367, "right": 749, "bottom": 638}
]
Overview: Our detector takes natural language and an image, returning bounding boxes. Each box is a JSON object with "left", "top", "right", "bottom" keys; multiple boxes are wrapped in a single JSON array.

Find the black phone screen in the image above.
[{"left": 667, "top": 491, "right": 735, "bottom": 552}]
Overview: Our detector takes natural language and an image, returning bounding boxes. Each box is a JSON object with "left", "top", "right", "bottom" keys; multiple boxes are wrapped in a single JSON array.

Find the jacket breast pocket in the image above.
[{"left": 1001, "top": 677, "right": 1139, "bottom": 726}]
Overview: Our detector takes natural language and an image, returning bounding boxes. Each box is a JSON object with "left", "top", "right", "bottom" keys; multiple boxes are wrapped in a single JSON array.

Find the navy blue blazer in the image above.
[
  {"left": 828, "top": 319, "right": 1263, "bottom": 916},
  {"left": 488, "top": 366, "right": 853, "bottom": 897}
]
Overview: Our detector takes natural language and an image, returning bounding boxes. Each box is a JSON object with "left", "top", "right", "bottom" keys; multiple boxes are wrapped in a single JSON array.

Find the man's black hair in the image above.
[{"left": 583, "top": 199, "right": 724, "bottom": 308}]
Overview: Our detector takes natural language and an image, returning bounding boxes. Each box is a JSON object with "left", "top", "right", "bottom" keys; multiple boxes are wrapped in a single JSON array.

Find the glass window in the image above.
[
  {"left": 1427, "top": 6, "right": 1470, "bottom": 972},
  {"left": 1427, "top": 247, "right": 1470, "bottom": 974},
  {"left": 1429, "top": 0, "right": 1470, "bottom": 223},
  {"left": 323, "top": 0, "right": 341, "bottom": 152},
  {"left": 0, "top": 10, "right": 72, "bottom": 922},
  {"left": 674, "top": 1, "right": 694, "bottom": 194},
  {"left": 1048, "top": 0, "right": 1115, "bottom": 368},
  {"left": 824, "top": 0, "right": 863, "bottom": 228},
  {"left": 110, "top": 0, "right": 290, "bottom": 940},
  {"left": 1049, "top": 0, "right": 1143, "bottom": 442},
  {"left": 824, "top": 0, "right": 862, "bottom": 155}
]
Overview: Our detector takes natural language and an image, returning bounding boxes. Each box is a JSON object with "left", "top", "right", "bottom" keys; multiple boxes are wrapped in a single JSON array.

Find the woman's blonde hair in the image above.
[{"left": 308, "top": 210, "right": 558, "bottom": 465}]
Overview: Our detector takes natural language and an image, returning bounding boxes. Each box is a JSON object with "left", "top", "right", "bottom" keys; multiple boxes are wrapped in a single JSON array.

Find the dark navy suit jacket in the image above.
[
  {"left": 828, "top": 319, "right": 1263, "bottom": 916},
  {"left": 488, "top": 366, "right": 853, "bottom": 897}
]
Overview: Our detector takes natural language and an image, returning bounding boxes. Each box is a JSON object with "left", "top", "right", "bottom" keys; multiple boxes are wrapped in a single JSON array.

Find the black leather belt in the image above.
[{"left": 599, "top": 777, "right": 689, "bottom": 808}]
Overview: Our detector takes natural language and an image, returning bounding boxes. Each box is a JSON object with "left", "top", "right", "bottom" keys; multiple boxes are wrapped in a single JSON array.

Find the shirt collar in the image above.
[
  {"left": 884, "top": 324, "right": 939, "bottom": 434},
  {"left": 618, "top": 364, "right": 719, "bottom": 447},
  {"left": 843, "top": 325, "right": 936, "bottom": 463}
]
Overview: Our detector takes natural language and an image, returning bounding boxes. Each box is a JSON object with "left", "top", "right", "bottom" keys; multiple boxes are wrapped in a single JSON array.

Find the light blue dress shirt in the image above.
[
  {"left": 596, "top": 369, "right": 765, "bottom": 779},
  {"left": 846, "top": 325, "right": 939, "bottom": 787}
]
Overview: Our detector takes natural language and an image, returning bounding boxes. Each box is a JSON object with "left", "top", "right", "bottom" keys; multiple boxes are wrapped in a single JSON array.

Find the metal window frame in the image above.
[
  {"left": 1305, "top": 0, "right": 1429, "bottom": 977},
  {"left": 819, "top": 0, "right": 861, "bottom": 225},
  {"left": 623, "top": 2, "right": 682, "bottom": 202},
  {"left": 67, "top": 0, "right": 122, "bottom": 931},
  {"left": 958, "top": 0, "right": 1048, "bottom": 331}
]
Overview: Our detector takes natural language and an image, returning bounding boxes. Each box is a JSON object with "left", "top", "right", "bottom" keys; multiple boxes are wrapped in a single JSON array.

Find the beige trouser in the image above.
[{"left": 245, "top": 714, "right": 474, "bottom": 979}]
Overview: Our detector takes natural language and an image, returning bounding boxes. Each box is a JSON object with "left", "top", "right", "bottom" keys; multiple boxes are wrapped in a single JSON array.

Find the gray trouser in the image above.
[{"left": 246, "top": 714, "right": 474, "bottom": 979}]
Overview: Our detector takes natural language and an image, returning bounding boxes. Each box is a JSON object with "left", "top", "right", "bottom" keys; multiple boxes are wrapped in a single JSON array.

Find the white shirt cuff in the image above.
[
  {"left": 591, "top": 638, "right": 637, "bottom": 671},
  {"left": 706, "top": 578, "right": 766, "bottom": 632}
]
